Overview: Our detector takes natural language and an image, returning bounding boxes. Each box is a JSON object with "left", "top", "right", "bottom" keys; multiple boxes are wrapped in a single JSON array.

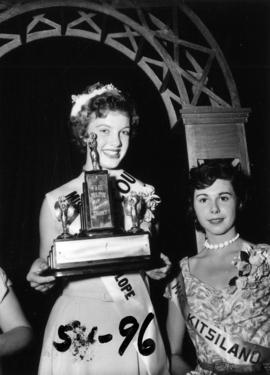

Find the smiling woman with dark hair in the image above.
[
  {"left": 187, "top": 160, "right": 249, "bottom": 232},
  {"left": 166, "top": 159, "right": 270, "bottom": 375},
  {"left": 26, "top": 82, "right": 171, "bottom": 375},
  {"left": 69, "top": 82, "right": 139, "bottom": 153}
]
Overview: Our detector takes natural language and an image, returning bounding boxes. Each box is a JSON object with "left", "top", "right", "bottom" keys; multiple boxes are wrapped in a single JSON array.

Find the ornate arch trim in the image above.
[{"left": 0, "top": 0, "right": 240, "bottom": 128}]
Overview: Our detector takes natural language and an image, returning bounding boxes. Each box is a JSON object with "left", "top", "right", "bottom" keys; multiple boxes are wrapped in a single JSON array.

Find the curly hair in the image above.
[
  {"left": 188, "top": 159, "right": 250, "bottom": 232},
  {"left": 69, "top": 82, "right": 139, "bottom": 153}
]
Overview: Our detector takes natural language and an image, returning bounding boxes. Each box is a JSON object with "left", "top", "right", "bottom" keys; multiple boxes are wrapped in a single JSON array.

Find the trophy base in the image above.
[
  {"left": 45, "top": 232, "right": 160, "bottom": 278},
  {"left": 44, "top": 256, "right": 162, "bottom": 278},
  {"left": 57, "top": 233, "right": 73, "bottom": 240}
]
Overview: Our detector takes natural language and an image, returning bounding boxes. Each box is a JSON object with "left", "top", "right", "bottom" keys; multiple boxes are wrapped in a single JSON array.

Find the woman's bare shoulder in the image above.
[{"left": 48, "top": 173, "right": 83, "bottom": 197}]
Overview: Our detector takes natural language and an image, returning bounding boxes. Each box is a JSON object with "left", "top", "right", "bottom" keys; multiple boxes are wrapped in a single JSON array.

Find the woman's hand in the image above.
[
  {"left": 26, "top": 258, "right": 56, "bottom": 293},
  {"left": 146, "top": 253, "right": 172, "bottom": 280}
]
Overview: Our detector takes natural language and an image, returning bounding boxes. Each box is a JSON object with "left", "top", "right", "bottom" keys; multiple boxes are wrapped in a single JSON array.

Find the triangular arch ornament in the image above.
[{"left": 0, "top": 0, "right": 250, "bottom": 172}]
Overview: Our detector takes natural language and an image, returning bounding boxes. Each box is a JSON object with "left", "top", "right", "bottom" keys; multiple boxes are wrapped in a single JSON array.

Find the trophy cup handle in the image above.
[
  {"left": 54, "top": 196, "right": 74, "bottom": 239},
  {"left": 123, "top": 193, "right": 144, "bottom": 234}
]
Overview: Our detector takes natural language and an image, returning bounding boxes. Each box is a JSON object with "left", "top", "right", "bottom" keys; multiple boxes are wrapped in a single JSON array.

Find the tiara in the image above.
[{"left": 70, "top": 83, "right": 121, "bottom": 117}]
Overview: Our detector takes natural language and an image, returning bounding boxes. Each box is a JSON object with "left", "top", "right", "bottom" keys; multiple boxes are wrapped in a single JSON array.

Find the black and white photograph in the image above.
[{"left": 0, "top": 0, "right": 269, "bottom": 374}]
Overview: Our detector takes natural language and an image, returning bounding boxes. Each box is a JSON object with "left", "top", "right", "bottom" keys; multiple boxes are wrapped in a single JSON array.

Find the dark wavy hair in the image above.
[
  {"left": 188, "top": 159, "right": 250, "bottom": 232},
  {"left": 70, "top": 82, "right": 139, "bottom": 153}
]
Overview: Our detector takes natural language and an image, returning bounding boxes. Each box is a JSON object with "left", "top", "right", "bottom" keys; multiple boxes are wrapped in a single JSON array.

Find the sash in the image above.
[
  {"left": 102, "top": 274, "right": 169, "bottom": 375},
  {"left": 169, "top": 270, "right": 270, "bottom": 368},
  {"left": 101, "top": 171, "right": 169, "bottom": 374}
]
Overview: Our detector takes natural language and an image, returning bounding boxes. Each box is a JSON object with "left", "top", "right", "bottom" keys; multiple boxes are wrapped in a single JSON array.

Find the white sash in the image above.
[
  {"left": 100, "top": 170, "right": 169, "bottom": 374},
  {"left": 169, "top": 272, "right": 270, "bottom": 367},
  {"left": 102, "top": 274, "right": 169, "bottom": 375}
]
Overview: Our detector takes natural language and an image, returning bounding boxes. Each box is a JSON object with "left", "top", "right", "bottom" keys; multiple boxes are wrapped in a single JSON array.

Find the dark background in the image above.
[{"left": 0, "top": 1, "right": 269, "bottom": 373}]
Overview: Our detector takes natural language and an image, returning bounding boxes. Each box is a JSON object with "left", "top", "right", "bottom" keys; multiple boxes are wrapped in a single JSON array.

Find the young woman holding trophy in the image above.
[{"left": 26, "top": 82, "right": 171, "bottom": 375}]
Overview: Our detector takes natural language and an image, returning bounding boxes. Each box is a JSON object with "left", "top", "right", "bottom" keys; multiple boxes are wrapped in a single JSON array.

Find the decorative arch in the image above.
[
  {"left": 0, "top": 1, "right": 252, "bottom": 258},
  {"left": 0, "top": 0, "right": 244, "bottom": 125},
  {"left": 0, "top": 0, "right": 251, "bottom": 183}
]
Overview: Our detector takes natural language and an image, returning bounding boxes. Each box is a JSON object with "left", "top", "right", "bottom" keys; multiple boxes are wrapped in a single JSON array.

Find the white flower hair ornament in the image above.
[{"left": 70, "top": 83, "right": 121, "bottom": 117}]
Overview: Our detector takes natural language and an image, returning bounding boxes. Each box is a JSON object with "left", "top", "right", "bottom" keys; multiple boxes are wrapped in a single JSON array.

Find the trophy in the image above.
[{"left": 46, "top": 132, "right": 160, "bottom": 277}]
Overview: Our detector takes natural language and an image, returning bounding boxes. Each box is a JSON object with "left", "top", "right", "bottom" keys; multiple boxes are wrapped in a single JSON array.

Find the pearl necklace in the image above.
[{"left": 204, "top": 233, "right": 240, "bottom": 250}]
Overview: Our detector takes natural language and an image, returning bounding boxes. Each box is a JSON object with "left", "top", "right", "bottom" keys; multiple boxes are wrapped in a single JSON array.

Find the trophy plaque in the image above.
[
  {"left": 81, "top": 170, "right": 114, "bottom": 233},
  {"left": 45, "top": 132, "right": 161, "bottom": 277}
]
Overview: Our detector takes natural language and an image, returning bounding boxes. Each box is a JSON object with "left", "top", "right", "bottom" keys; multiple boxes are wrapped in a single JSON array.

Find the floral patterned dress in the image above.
[{"left": 176, "top": 243, "right": 270, "bottom": 374}]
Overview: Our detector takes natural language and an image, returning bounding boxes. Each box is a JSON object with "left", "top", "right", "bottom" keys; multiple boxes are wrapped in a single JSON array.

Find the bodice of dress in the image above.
[{"left": 180, "top": 243, "right": 270, "bottom": 366}]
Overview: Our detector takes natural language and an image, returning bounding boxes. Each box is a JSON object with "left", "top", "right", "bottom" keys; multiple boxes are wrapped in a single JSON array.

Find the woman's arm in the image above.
[
  {"left": 26, "top": 198, "right": 57, "bottom": 292},
  {"left": 167, "top": 298, "right": 191, "bottom": 375},
  {"left": 146, "top": 252, "right": 171, "bottom": 280},
  {"left": 0, "top": 287, "right": 32, "bottom": 356}
]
